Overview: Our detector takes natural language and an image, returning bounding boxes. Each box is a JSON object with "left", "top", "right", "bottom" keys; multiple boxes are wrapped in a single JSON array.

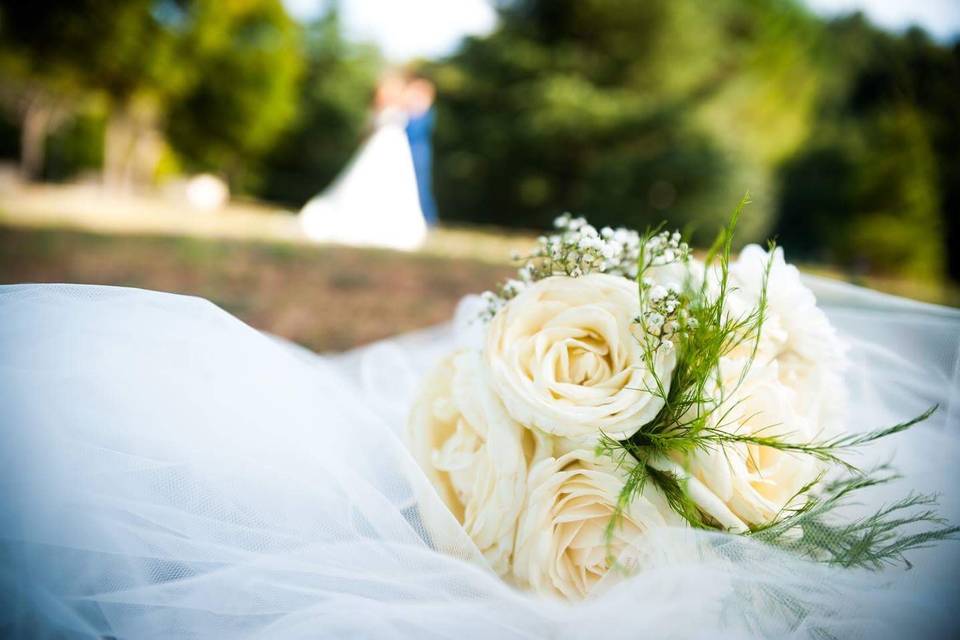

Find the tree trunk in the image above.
[
  {"left": 19, "top": 98, "right": 51, "bottom": 181},
  {"left": 103, "top": 97, "right": 162, "bottom": 193},
  {"left": 103, "top": 107, "right": 133, "bottom": 192}
]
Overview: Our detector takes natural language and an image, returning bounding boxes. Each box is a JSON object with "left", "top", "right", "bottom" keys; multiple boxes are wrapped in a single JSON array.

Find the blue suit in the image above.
[{"left": 405, "top": 108, "right": 439, "bottom": 225}]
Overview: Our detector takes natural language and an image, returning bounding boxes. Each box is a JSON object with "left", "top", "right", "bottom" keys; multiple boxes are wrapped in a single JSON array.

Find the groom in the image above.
[{"left": 404, "top": 75, "right": 439, "bottom": 226}]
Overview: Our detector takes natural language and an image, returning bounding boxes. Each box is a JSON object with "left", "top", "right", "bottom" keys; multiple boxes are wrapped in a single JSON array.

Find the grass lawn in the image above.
[{"left": 0, "top": 225, "right": 513, "bottom": 352}]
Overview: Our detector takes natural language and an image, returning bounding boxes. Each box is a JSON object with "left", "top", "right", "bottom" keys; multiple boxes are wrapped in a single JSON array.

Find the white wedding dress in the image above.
[
  {"left": 299, "top": 108, "right": 428, "bottom": 251},
  {"left": 0, "top": 281, "right": 958, "bottom": 639}
]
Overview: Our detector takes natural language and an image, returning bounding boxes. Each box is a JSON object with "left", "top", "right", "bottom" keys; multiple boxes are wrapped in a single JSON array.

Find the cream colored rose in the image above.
[
  {"left": 512, "top": 449, "right": 684, "bottom": 599},
  {"left": 407, "top": 350, "right": 538, "bottom": 575},
  {"left": 727, "top": 245, "right": 847, "bottom": 435},
  {"left": 678, "top": 357, "right": 822, "bottom": 530},
  {"left": 486, "top": 274, "right": 676, "bottom": 441}
]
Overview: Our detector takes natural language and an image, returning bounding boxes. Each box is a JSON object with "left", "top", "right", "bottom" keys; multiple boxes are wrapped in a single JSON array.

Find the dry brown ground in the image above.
[{"left": 0, "top": 225, "right": 513, "bottom": 352}]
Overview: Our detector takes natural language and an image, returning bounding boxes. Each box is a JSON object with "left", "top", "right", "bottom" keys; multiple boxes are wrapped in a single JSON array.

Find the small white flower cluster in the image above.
[
  {"left": 636, "top": 279, "right": 694, "bottom": 349},
  {"left": 480, "top": 214, "right": 643, "bottom": 319},
  {"left": 633, "top": 229, "right": 694, "bottom": 348},
  {"left": 479, "top": 216, "right": 692, "bottom": 323},
  {"left": 479, "top": 282, "right": 523, "bottom": 320},
  {"left": 643, "top": 230, "right": 691, "bottom": 268},
  {"left": 543, "top": 213, "right": 644, "bottom": 279}
]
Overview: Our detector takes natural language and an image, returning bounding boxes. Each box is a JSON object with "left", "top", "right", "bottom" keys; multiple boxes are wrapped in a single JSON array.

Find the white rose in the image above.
[
  {"left": 727, "top": 245, "right": 847, "bottom": 434},
  {"left": 486, "top": 274, "right": 676, "bottom": 441},
  {"left": 679, "top": 357, "right": 822, "bottom": 530},
  {"left": 407, "top": 350, "right": 538, "bottom": 575},
  {"left": 513, "top": 449, "right": 684, "bottom": 599}
]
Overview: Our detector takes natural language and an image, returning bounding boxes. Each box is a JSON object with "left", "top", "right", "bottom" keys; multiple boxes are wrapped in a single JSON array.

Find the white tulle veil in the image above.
[{"left": 0, "top": 282, "right": 957, "bottom": 638}]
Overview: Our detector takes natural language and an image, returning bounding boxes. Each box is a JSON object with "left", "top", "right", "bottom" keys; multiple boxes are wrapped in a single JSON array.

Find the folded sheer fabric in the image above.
[{"left": 0, "top": 282, "right": 957, "bottom": 639}]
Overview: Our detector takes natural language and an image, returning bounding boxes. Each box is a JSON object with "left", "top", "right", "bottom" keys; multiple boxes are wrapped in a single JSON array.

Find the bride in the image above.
[
  {"left": 299, "top": 73, "right": 429, "bottom": 251},
  {"left": 0, "top": 278, "right": 958, "bottom": 638}
]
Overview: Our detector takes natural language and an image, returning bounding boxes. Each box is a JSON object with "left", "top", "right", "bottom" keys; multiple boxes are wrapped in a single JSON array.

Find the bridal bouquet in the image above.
[{"left": 407, "top": 196, "right": 956, "bottom": 599}]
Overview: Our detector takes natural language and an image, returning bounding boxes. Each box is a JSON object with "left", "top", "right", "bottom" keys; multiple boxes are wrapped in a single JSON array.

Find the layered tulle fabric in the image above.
[{"left": 0, "top": 282, "right": 958, "bottom": 639}]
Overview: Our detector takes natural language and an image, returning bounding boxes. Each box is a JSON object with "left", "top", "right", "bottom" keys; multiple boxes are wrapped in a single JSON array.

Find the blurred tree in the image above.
[
  {"left": 0, "top": 0, "right": 197, "bottom": 188},
  {"left": 889, "top": 32, "right": 960, "bottom": 281},
  {"left": 256, "top": 8, "right": 381, "bottom": 206},
  {"left": 847, "top": 107, "right": 941, "bottom": 278},
  {"left": 167, "top": 0, "right": 302, "bottom": 193},
  {"left": 0, "top": 0, "right": 301, "bottom": 192},
  {"left": 428, "top": 0, "right": 822, "bottom": 242},
  {"left": 44, "top": 110, "right": 106, "bottom": 182},
  {"left": 0, "top": 71, "right": 75, "bottom": 181},
  {"left": 775, "top": 15, "right": 959, "bottom": 280},
  {"left": 0, "top": 2, "right": 89, "bottom": 179}
]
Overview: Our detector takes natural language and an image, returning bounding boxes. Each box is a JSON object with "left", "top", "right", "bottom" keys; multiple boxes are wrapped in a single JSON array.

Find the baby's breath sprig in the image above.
[
  {"left": 634, "top": 228, "right": 693, "bottom": 352},
  {"left": 639, "top": 229, "right": 692, "bottom": 269},
  {"left": 636, "top": 282, "right": 686, "bottom": 347},
  {"left": 479, "top": 213, "right": 647, "bottom": 320},
  {"left": 543, "top": 213, "right": 644, "bottom": 279}
]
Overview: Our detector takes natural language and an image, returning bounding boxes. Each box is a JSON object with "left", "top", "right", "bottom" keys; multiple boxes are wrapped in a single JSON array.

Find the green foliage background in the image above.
[{"left": 0, "top": 0, "right": 957, "bottom": 281}]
